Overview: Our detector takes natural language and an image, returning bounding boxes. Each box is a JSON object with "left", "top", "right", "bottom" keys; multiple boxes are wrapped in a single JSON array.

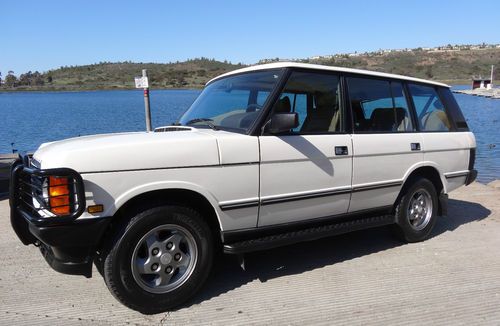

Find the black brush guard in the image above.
[{"left": 9, "top": 153, "right": 110, "bottom": 277}]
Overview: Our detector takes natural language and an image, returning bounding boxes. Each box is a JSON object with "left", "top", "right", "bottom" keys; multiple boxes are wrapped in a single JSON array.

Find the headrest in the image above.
[
  {"left": 370, "top": 107, "right": 406, "bottom": 131},
  {"left": 275, "top": 96, "right": 291, "bottom": 113},
  {"left": 315, "top": 92, "right": 335, "bottom": 109}
]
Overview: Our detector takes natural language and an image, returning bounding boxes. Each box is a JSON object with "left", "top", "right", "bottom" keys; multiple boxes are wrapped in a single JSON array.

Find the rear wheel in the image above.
[
  {"left": 102, "top": 205, "right": 214, "bottom": 314},
  {"left": 393, "top": 177, "right": 439, "bottom": 242}
]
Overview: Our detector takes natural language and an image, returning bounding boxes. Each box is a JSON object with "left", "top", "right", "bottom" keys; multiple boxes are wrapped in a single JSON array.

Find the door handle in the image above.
[
  {"left": 335, "top": 146, "right": 349, "bottom": 156},
  {"left": 411, "top": 143, "right": 421, "bottom": 151}
]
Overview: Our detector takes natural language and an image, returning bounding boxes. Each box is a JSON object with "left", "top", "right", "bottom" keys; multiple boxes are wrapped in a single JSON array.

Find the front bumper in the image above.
[
  {"left": 9, "top": 155, "right": 111, "bottom": 278},
  {"left": 20, "top": 212, "right": 111, "bottom": 277}
]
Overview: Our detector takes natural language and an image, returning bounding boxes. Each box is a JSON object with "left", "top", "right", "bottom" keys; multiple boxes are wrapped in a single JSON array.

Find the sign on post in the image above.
[
  {"left": 135, "top": 76, "right": 149, "bottom": 88},
  {"left": 135, "top": 69, "right": 152, "bottom": 131}
]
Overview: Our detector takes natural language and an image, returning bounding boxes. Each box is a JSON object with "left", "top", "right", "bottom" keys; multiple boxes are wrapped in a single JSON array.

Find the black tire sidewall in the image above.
[
  {"left": 104, "top": 205, "right": 213, "bottom": 313},
  {"left": 396, "top": 178, "right": 439, "bottom": 242}
]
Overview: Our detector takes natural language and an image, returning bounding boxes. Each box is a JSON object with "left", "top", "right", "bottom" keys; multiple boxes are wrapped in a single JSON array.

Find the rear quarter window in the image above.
[
  {"left": 408, "top": 83, "right": 453, "bottom": 132},
  {"left": 437, "top": 87, "right": 469, "bottom": 131}
]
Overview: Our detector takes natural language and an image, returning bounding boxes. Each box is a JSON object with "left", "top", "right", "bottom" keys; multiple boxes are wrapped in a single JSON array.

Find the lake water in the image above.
[{"left": 0, "top": 88, "right": 498, "bottom": 183}]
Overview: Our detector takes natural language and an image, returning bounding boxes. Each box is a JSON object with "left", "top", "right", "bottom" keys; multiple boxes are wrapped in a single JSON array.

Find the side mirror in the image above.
[{"left": 267, "top": 112, "right": 299, "bottom": 134}]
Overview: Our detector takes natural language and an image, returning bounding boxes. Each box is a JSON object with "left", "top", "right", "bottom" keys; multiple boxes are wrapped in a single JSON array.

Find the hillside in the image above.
[
  {"left": 301, "top": 48, "right": 500, "bottom": 84},
  {"left": 1, "top": 48, "right": 499, "bottom": 91},
  {"left": 1, "top": 58, "right": 245, "bottom": 91}
]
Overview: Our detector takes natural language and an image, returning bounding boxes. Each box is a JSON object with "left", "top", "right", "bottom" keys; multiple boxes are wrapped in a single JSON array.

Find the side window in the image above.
[
  {"left": 408, "top": 84, "right": 452, "bottom": 132},
  {"left": 438, "top": 87, "right": 468, "bottom": 131},
  {"left": 272, "top": 71, "right": 342, "bottom": 133},
  {"left": 347, "top": 77, "right": 414, "bottom": 132},
  {"left": 278, "top": 93, "right": 308, "bottom": 132},
  {"left": 391, "top": 82, "right": 414, "bottom": 131}
]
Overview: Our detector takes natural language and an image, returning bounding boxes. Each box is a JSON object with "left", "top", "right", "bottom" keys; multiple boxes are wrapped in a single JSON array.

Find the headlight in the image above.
[{"left": 48, "top": 176, "right": 71, "bottom": 216}]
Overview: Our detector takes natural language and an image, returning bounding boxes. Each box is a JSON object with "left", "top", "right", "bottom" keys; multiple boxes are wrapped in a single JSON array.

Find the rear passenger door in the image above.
[
  {"left": 407, "top": 84, "right": 471, "bottom": 192},
  {"left": 347, "top": 76, "right": 423, "bottom": 212},
  {"left": 258, "top": 71, "right": 352, "bottom": 227}
]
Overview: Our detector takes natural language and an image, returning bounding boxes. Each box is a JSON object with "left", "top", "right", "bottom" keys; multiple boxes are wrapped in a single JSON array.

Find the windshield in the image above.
[{"left": 178, "top": 69, "right": 283, "bottom": 132}]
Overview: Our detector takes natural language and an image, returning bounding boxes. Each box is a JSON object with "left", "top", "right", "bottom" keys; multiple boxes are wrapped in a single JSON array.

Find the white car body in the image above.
[
  {"left": 12, "top": 62, "right": 477, "bottom": 312},
  {"left": 31, "top": 63, "right": 476, "bottom": 233}
]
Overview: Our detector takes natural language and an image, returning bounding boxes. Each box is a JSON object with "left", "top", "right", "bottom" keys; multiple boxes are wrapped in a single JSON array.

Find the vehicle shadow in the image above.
[{"left": 186, "top": 198, "right": 491, "bottom": 309}]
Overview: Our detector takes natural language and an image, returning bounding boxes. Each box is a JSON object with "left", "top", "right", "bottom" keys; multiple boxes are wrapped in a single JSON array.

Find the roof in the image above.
[{"left": 207, "top": 62, "right": 449, "bottom": 88}]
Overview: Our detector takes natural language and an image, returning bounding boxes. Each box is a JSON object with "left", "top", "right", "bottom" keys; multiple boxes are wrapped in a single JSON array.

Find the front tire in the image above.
[
  {"left": 102, "top": 205, "right": 214, "bottom": 314},
  {"left": 393, "top": 177, "right": 439, "bottom": 242}
]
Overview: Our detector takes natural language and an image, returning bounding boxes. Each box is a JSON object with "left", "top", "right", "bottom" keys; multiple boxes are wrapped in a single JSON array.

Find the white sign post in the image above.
[
  {"left": 134, "top": 76, "right": 149, "bottom": 88},
  {"left": 135, "top": 70, "right": 152, "bottom": 131}
]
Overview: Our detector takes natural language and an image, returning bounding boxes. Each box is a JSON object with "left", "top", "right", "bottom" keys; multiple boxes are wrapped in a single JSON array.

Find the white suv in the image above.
[{"left": 10, "top": 62, "right": 477, "bottom": 313}]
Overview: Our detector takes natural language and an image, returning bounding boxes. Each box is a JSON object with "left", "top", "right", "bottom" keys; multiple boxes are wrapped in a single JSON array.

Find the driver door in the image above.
[{"left": 258, "top": 70, "right": 352, "bottom": 227}]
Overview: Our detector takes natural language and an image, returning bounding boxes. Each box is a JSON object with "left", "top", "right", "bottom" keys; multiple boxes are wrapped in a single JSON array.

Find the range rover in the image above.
[{"left": 10, "top": 62, "right": 477, "bottom": 313}]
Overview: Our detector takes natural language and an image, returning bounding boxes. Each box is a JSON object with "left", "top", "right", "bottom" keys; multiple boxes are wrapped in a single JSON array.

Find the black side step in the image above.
[{"left": 223, "top": 215, "right": 395, "bottom": 254}]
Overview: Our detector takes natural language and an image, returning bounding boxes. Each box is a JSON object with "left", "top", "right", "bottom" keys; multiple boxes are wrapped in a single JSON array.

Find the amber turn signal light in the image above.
[
  {"left": 87, "top": 204, "right": 104, "bottom": 214},
  {"left": 49, "top": 176, "right": 70, "bottom": 216}
]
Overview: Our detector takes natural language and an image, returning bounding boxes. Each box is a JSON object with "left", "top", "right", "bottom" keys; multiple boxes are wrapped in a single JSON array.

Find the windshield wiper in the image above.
[{"left": 185, "top": 118, "right": 219, "bottom": 131}]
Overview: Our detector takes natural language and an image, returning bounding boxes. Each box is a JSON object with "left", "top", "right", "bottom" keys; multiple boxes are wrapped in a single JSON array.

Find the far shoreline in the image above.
[
  {"left": 0, "top": 86, "right": 204, "bottom": 93},
  {"left": 0, "top": 80, "right": 472, "bottom": 93}
]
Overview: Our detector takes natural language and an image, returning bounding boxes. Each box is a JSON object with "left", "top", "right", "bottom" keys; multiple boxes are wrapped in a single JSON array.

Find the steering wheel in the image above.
[{"left": 246, "top": 104, "right": 263, "bottom": 112}]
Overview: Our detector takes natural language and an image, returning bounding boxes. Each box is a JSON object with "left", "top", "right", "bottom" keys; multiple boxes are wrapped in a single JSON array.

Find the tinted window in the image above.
[
  {"left": 347, "top": 77, "right": 414, "bottom": 132},
  {"left": 272, "top": 72, "right": 342, "bottom": 133},
  {"left": 277, "top": 93, "right": 308, "bottom": 132},
  {"left": 408, "top": 84, "right": 452, "bottom": 131},
  {"left": 438, "top": 87, "right": 468, "bottom": 131},
  {"left": 391, "top": 82, "right": 414, "bottom": 131}
]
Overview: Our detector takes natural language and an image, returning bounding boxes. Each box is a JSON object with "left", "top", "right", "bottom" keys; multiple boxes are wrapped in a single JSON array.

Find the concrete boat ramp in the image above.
[
  {"left": 453, "top": 87, "right": 500, "bottom": 99},
  {"left": 1, "top": 181, "right": 500, "bottom": 325}
]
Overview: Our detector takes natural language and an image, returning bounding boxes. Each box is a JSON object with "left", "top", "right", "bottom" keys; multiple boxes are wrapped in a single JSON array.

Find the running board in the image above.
[{"left": 223, "top": 215, "right": 395, "bottom": 254}]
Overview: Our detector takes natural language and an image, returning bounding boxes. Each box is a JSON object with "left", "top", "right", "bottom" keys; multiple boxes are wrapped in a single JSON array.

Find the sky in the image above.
[{"left": 1, "top": 0, "right": 500, "bottom": 74}]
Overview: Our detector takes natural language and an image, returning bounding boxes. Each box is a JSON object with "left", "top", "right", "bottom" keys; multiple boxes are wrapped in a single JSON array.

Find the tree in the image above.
[
  {"left": 5, "top": 74, "right": 17, "bottom": 87},
  {"left": 19, "top": 71, "right": 33, "bottom": 86},
  {"left": 32, "top": 71, "right": 44, "bottom": 86}
]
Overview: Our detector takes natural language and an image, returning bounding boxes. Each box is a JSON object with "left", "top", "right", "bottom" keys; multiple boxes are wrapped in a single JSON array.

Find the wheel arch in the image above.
[
  {"left": 398, "top": 163, "right": 447, "bottom": 216},
  {"left": 98, "top": 185, "right": 224, "bottom": 254},
  {"left": 402, "top": 162, "right": 447, "bottom": 194}
]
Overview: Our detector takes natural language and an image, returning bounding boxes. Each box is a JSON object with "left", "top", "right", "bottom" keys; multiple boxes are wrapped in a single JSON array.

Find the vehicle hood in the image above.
[{"left": 32, "top": 129, "right": 220, "bottom": 172}]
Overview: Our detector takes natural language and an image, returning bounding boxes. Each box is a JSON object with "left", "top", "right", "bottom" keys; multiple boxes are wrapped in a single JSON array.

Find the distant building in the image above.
[{"left": 472, "top": 78, "right": 492, "bottom": 89}]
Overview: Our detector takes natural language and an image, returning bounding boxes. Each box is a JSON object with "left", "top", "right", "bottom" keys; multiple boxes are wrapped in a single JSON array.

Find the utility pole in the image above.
[
  {"left": 135, "top": 69, "right": 152, "bottom": 131},
  {"left": 491, "top": 65, "right": 495, "bottom": 88}
]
